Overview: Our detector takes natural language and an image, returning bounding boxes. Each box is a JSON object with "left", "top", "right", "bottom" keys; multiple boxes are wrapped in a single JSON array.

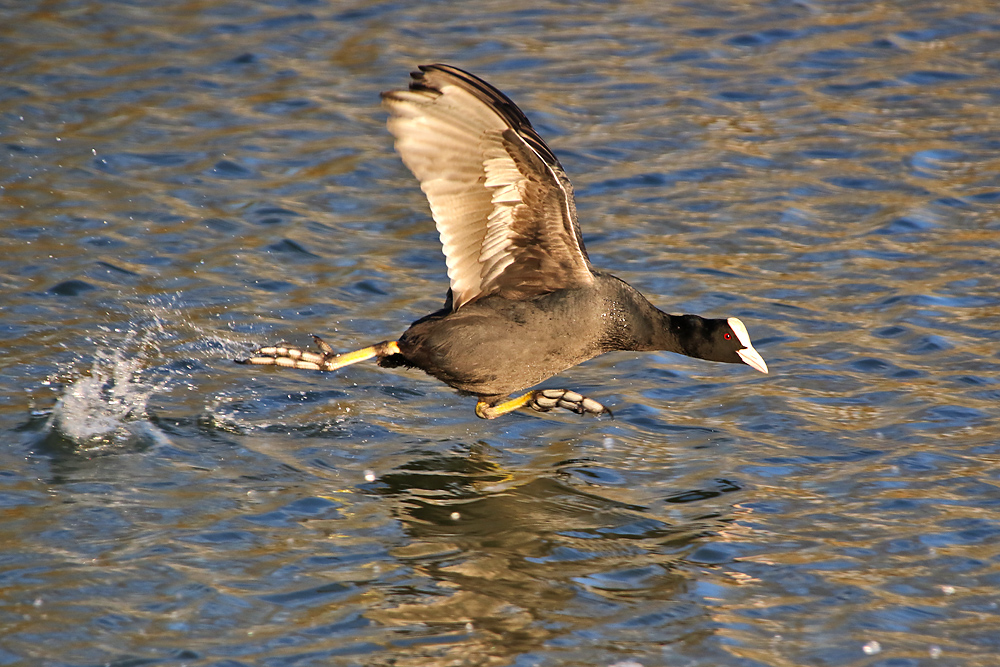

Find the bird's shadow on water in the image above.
[{"left": 357, "top": 444, "right": 740, "bottom": 660}]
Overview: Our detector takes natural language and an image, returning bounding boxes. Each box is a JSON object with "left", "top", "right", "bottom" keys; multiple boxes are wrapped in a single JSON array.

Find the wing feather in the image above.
[{"left": 381, "top": 64, "right": 593, "bottom": 309}]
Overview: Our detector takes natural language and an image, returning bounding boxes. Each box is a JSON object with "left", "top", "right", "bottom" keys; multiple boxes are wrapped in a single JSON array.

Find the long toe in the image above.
[
  {"left": 238, "top": 339, "right": 398, "bottom": 373},
  {"left": 530, "top": 389, "right": 611, "bottom": 418},
  {"left": 235, "top": 341, "right": 331, "bottom": 370},
  {"left": 311, "top": 335, "right": 335, "bottom": 355}
]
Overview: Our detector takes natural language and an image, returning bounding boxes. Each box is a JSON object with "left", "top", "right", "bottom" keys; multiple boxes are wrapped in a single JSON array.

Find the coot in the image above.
[{"left": 238, "top": 64, "right": 768, "bottom": 419}]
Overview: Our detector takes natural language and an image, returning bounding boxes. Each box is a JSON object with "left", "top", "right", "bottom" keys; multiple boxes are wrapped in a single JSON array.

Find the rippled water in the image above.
[{"left": 3, "top": 1, "right": 1000, "bottom": 665}]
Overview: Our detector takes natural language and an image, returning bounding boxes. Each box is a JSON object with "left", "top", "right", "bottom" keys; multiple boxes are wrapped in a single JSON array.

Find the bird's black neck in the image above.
[
  {"left": 629, "top": 308, "right": 707, "bottom": 356},
  {"left": 598, "top": 274, "right": 712, "bottom": 357}
]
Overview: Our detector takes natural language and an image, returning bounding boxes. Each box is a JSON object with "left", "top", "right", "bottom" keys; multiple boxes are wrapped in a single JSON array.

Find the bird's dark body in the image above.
[
  {"left": 386, "top": 272, "right": 717, "bottom": 403},
  {"left": 390, "top": 275, "right": 616, "bottom": 400}
]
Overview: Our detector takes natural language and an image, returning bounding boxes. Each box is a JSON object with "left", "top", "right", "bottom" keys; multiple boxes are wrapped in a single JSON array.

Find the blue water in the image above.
[{"left": 2, "top": 1, "right": 1000, "bottom": 665}]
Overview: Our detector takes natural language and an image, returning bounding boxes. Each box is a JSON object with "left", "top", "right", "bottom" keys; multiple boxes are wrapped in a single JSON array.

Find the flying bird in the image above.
[{"left": 238, "top": 64, "right": 768, "bottom": 419}]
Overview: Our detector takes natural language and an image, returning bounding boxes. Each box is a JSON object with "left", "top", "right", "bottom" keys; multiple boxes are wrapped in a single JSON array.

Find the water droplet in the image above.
[
  {"left": 364, "top": 470, "right": 375, "bottom": 482},
  {"left": 929, "top": 646, "right": 942, "bottom": 658},
  {"left": 450, "top": 511, "right": 460, "bottom": 521},
  {"left": 862, "top": 641, "right": 881, "bottom": 655},
  {"left": 941, "top": 585, "right": 955, "bottom": 595}
]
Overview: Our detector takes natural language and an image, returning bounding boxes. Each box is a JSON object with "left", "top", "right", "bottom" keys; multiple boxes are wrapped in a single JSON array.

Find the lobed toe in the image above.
[{"left": 529, "top": 389, "right": 610, "bottom": 418}]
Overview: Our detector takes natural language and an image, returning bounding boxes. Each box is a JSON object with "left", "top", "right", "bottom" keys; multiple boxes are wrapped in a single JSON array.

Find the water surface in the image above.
[{"left": 2, "top": 1, "right": 1000, "bottom": 665}]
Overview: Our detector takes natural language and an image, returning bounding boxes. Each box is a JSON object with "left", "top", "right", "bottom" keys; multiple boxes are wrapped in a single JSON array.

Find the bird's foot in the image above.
[
  {"left": 528, "top": 389, "right": 612, "bottom": 418},
  {"left": 236, "top": 337, "right": 399, "bottom": 372},
  {"left": 476, "top": 389, "right": 612, "bottom": 419}
]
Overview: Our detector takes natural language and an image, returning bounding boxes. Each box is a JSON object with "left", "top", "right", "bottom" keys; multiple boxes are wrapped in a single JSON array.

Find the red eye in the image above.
[{"left": 724, "top": 332, "right": 732, "bottom": 340}]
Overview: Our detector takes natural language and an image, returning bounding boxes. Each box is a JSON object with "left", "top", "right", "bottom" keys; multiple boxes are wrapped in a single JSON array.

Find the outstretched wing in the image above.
[{"left": 381, "top": 64, "right": 593, "bottom": 310}]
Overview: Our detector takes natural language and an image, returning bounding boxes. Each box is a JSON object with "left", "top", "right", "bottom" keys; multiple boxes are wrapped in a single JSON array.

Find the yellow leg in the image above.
[
  {"left": 476, "top": 393, "right": 535, "bottom": 420},
  {"left": 238, "top": 336, "right": 400, "bottom": 372},
  {"left": 476, "top": 389, "right": 611, "bottom": 420}
]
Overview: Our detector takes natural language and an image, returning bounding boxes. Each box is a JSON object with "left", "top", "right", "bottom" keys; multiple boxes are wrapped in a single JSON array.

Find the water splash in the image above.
[
  {"left": 43, "top": 327, "right": 173, "bottom": 449},
  {"left": 48, "top": 346, "right": 160, "bottom": 447},
  {"left": 36, "top": 294, "right": 311, "bottom": 446},
  {"left": 38, "top": 296, "right": 242, "bottom": 449}
]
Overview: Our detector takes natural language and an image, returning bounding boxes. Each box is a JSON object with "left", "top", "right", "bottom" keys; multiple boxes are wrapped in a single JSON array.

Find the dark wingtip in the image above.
[
  {"left": 412, "top": 63, "right": 450, "bottom": 82},
  {"left": 400, "top": 64, "right": 446, "bottom": 95}
]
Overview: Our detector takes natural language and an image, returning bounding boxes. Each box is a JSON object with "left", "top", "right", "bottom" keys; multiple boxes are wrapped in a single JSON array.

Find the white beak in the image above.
[
  {"left": 728, "top": 317, "right": 769, "bottom": 374},
  {"left": 737, "top": 345, "right": 769, "bottom": 374}
]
